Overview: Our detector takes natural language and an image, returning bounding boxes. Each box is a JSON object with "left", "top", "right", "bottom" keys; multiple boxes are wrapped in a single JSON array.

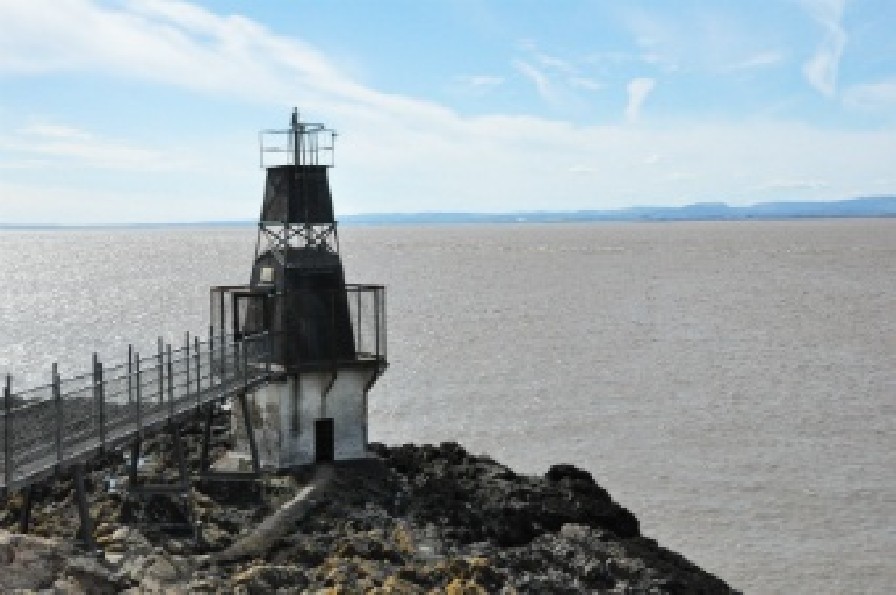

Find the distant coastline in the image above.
[{"left": 3, "top": 196, "right": 894, "bottom": 229}]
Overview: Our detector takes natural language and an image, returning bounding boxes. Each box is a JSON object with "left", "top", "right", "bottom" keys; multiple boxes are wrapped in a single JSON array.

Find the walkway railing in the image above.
[{"left": 1, "top": 331, "right": 272, "bottom": 493}]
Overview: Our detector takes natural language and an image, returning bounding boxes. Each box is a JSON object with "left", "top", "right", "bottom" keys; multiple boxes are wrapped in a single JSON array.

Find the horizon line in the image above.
[{"left": 1, "top": 195, "right": 894, "bottom": 229}]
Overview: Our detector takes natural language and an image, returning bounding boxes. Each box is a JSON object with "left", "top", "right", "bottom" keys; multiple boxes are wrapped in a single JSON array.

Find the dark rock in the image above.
[
  {"left": 546, "top": 463, "right": 594, "bottom": 485},
  {"left": 1, "top": 422, "right": 738, "bottom": 593}
]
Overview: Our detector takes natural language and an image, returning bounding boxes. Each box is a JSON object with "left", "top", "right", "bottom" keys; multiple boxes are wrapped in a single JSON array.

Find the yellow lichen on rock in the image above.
[{"left": 445, "top": 577, "right": 487, "bottom": 595}]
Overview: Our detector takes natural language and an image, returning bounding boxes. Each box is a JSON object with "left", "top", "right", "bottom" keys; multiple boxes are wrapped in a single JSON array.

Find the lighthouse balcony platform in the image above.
[{"left": 210, "top": 283, "right": 386, "bottom": 374}]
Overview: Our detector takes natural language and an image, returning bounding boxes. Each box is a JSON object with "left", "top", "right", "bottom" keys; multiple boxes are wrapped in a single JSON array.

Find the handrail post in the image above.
[
  {"left": 53, "top": 363, "right": 62, "bottom": 465},
  {"left": 167, "top": 344, "right": 174, "bottom": 419},
  {"left": 194, "top": 336, "right": 201, "bottom": 408},
  {"left": 135, "top": 352, "right": 142, "bottom": 433},
  {"left": 374, "top": 288, "right": 381, "bottom": 362},
  {"left": 243, "top": 335, "right": 249, "bottom": 390},
  {"left": 356, "top": 288, "right": 363, "bottom": 353},
  {"left": 266, "top": 330, "right": 272, "bottom": 379},
  {"left": 158, "top": 337, "right": 164, "bottom": 406},
  {"left": 184, "top": 332, "right": 191, "bottom": 403},
  {"left": 4, "top": 374, "right": 11, "bottom": 488},
  {"left": 208, "top": 326, "right": 215, "bottom": 386},
  {"left": 94, "top": 353, "right": 105, "bottom": 451},
  {"left": 128, "top": 344, "right": 133, "bottom": 406},
  {"left": 220, "top": 328, "right": 226, "bottom": 386}
]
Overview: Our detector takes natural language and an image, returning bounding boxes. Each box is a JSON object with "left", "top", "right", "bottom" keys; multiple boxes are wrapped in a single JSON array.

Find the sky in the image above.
[{"left": 0, "top": 0, "right": 895, "bottom": 224}]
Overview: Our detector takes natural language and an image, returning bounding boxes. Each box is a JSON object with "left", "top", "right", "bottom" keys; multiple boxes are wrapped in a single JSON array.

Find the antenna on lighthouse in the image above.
[{"left": 259, "top": 108, "right": 336, "bottom": 169}]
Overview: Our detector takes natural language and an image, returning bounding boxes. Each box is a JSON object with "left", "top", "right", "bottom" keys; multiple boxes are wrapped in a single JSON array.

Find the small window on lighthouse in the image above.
[{"left": 259, "top": 266, "right": 274, "bottom": 283}]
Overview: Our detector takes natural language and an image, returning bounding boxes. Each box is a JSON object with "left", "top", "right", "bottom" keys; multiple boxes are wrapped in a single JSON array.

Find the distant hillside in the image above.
[
  {"left": 339, "top": 196, "right": 896, "bottom": 225},
  {"left": 2, "top": 197, "right": 894, "bottom": 229}
]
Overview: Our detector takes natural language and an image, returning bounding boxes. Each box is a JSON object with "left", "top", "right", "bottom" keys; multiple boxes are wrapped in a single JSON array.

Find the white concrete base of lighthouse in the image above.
[{"left": 232, "top": 367, "right": 377, "bottom": 469}]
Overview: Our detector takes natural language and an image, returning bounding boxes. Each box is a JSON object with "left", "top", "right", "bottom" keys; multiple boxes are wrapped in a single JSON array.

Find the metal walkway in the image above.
[{"left": 1, "top": 330, "right": 272, "bottom": 495}]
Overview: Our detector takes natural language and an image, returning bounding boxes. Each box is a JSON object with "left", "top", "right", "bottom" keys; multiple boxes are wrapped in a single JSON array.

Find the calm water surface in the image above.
[{"left": 1, "top": 219, "right": 894, "bottom": 593}]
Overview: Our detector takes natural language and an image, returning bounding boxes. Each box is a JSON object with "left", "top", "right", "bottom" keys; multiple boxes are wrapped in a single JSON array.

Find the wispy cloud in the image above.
[
  {"left": 620, "top": 8, "right": 683, "bottom": 72},
  {"left": 513, "top": 59, "right": 556, "bottom": 103},
  {"left": 0, "top": 0, "right": 893, "bottom": 222},
  {"left": 512, "top": 41, "right": 606, "bottom": 105},
  {"left": 801, "top": 0, "right": 847, "bottom": 97},
  {"left": 625, "top": 77, "right": 655, "bottom": 122},
  {"left": 723, "top": 50, "right": 783, "bottom": 72},
  {"left": 569, "top": 77, "right": 602, "bottom": 92},
  {"left": 2, "top": 121, "right": 192, "bottom": 171},
  {"left": 17, "top": 123, "right": 93, "bottom": 140},
  {"left": 843, "top": 80, "right": 896, "bottom": 112},
  {"left": 758, "top": 179, "right": 830, "bottom": 191},
  {"left": 456, "top": 75, "right": 505, "bottom": 89},
  {"left": 517, "top": 39, "right": 575, "bottom": 75},
  {"left": 534, "top": 53, "right": 575, "bottom": 76}
]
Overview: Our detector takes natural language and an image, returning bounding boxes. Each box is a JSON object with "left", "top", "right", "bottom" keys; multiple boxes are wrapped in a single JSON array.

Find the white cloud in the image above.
[
  {"left": 801, "top": 0, "right": 847, "bottom": 97},
  {"left": 535, "top": 52, "right": 575, "bottom": 76},
  {"left": 625, "top": 77, "right": 655, "bottom": 122},
  {"left": 0, "top": 159, "right": 48, "bottom": 170},
  {"left": 513, "top": 59, "right": 556, "bottom": 103},
  {"left": 0, "top": 0, "right": 893, "bottom": 223},
  {"left": 513, "top": 42, "right": 605, "bottom": 102},
  {"left": 456, "top": 75, "right": 504, "bottom": 89},
  {"left": 758, "top": 179, "right": 830, "bottom": 191},
  {"left": 569, "top": 77, "right": 602, "bottom": 92},
  {"left": 843, "top": 80, "right": 896, "bottom": 112},
  {"left": 1, "top": 121, "right": 195, "bottom": 172},
  {"left": 724, "top": 50, "right": 783, "bottom": 72},
  {"left": 17, "top": 123, "right": 92, "bottom": 140}
]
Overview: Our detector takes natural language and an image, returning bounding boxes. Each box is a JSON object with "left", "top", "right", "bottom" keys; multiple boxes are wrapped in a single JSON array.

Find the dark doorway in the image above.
[{"left": 314, "top": 418, "right": 334, "bottom": 463}]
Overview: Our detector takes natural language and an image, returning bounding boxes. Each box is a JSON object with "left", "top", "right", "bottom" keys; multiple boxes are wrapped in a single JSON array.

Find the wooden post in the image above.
[
  {"left": 129, "top": 440, "right": 140, "bottom": 491},
  {"left": 239, "top": 392, "right": 261, "bottom": 474},
  {"left": 171, "top": 423, "right": 189, "bottom": 491},
  {"left": 19, "top": 484, "right": 32, "bottom": 534},
  {"left": 199, "top": 404, "right": 213, "bottom": 474},
  {"left": 73, "top": 464, "right": 95, "bottom": 549}
]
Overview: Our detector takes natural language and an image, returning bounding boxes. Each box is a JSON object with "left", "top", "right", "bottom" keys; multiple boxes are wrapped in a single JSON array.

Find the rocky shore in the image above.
[{"left": 1, "top": 408, "right": 738, "bottom": 593}]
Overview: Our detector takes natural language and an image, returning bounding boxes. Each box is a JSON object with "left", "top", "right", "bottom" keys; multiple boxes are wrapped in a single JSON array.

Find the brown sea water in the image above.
[{"left": 1, "top": 219, "right": 894, "bottom": 593}]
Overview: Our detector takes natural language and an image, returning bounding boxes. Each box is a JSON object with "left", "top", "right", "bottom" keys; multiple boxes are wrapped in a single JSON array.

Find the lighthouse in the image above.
[{"left": 211, "top": 109, "right": 386, "bottom": 468}]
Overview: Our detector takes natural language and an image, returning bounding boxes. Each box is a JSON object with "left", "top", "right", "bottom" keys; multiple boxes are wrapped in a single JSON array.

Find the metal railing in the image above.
[
  {"left": 1, "top": 331, "right": 272, "bottom": 492},
  {"left": 210, "top": 284, "right": 387, "bottom": 371}
]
